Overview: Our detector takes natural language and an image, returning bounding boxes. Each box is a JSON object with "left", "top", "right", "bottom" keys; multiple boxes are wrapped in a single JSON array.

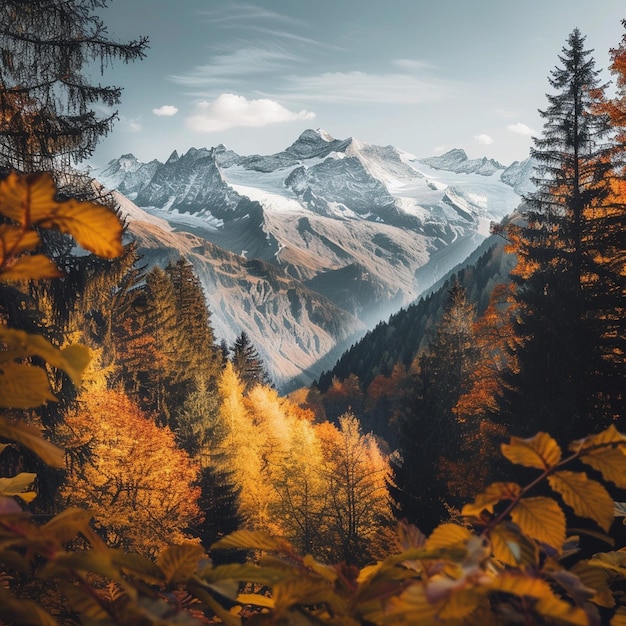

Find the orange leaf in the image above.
[
  {"left": 0, "top": 172, "right": 123, "bottom": 259},
  {"left": 0, "top": 225, "right": 40, "bottom": 260},
  {"left": 501, "top": 432, "right": 561, "bottom": 470},
  {"left": 490, "top": 524, "right": 538, "bottom": 567},
  {"left": 510, "top": 497, "right": 566, "bottom": 551},
  {"left": 462, "top": 482, "right": 521, "bottom": 517},
  {"left": 426, "top": 524, "right": 472, "bottom": 550},
  {"left": 38, "top": 197, "right": 123, "bottom": 259},
  {"left": 580, "top": 446, "right": 626, "bottom": 489},
  {"left": 0, "top": 254, "right": 63, "bottom": 281},
  {"left": 548, "top": 471, "right": 614, "bottom": 532}
]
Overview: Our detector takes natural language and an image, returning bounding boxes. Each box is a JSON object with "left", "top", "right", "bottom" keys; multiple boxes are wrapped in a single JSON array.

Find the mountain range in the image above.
[{"left": 97, "top": 129, "right": 533, "bottom": 389}]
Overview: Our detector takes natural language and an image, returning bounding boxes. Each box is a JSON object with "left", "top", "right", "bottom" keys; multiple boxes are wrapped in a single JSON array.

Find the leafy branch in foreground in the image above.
[{"left": 196, "top": 427, "right": 626, "bottom": 626}]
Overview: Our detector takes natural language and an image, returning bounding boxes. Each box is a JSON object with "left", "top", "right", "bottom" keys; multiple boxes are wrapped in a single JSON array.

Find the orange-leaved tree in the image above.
[{"left": 59, "top": 389, "right": 202, "bottom": 557}]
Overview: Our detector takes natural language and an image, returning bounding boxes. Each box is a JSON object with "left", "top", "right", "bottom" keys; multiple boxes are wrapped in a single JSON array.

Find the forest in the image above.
[{"left": 0, "top": 2, "right": 625, "bottom": 625}]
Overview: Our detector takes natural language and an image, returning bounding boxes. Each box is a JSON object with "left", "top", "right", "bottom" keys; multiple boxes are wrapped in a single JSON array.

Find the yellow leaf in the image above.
[
  {"left": 272, "top": 578, "right": 344, "bottom": 615},
  {"left": 490, "top": 523, "right": 538, "bottom": 567},
  {"left": 487, "top": 573, "right": 587, "bottom": 625},
  {"left": 534, "top": 594, "right": 589, "bottom": 625},
  {"left": 156, "top": 543, "right": 206, "bottom": 584},
  {"left": 0, "top": 254, "right": 63, "bottom": 281},
  {"left": 43, "top": 508, "right": 95, "bottom": 544},
  {"left": 426, "top": 523, "right": 472, "bottom": 551},
  {"left": 548, "top": 470, "right": 614, "bottom": 532},
  {"left": 570, "top": 561, "right": 614, "bottom": 608},
  {"left": 462, "top": 482, "right": 521, "bottom": 517},
  {"left": 110, "top": 550, "right": 164, "bottom": 585},
  {"left": 0, "top": 172, "right": 41, "bottom": 224},
  {"left": 580, "top": 446, "right": 626, "bottom": 489},
  {"left": 0, "top": 224, "right": 40, "bottom": 258},
  {"left": 39, "top": 197, "right": 123, "bottom": 259},
  {"left": 0, "top": 327, "right": 90, "bottom": 386},
  {"left": 510, "top": 496, "right": 566, "bottom": 550},
  {"left": 501, "top": 432, "right": 562, "bottom": 470},
  {"left": 62, "top": 581, "right": 112, "bottom": 621},
  {"left": 0, "top": 472, "right": 37, "bottom": 502},
  {"left": 385, "top": 581, "right": 438, "bottom": 623},
  {"left": 0, "top": 172, "right": 123, "bottom": 258},
  {"left": 0, "top": 416, "right": 65, "bottom": 468},
  {"left": 0, "top": 362, "right": 56, "bottom": 408},
  {"left": 211, "top": 529, "right": 293, "bottom": 553},
  {"left": 236, "top": 593, "right": 274, "bottom": 609},
  {"left": 572, "top": 424, "right": 626, "bottom": 451}
]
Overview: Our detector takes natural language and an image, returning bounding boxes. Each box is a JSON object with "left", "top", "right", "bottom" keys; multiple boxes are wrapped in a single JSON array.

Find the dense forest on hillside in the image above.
[{"left": 0, "top": 2, "right": 625, "bottom": 624}]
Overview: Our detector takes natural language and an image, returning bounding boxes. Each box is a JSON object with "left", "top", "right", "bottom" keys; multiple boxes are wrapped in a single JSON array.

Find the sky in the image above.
[{"left": 88, "top": 1, "right": 626, "bottom": 169}]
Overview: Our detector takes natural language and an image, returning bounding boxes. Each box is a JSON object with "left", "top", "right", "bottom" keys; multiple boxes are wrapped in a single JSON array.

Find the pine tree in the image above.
[
  {"left": 497, "top": 29, "right": 625, "bottom": 439},
  {"left": 390, "top": 280, "right": 479, "bottom": 533},
  {"left": 0, "top": 0, "right": 147, "bottom": 172},
  {"left": 165, "top": 258, "right": 221, "bottom": 391},
  {"left": 230, "top": 330, "right": 272, "bottom": 393}
]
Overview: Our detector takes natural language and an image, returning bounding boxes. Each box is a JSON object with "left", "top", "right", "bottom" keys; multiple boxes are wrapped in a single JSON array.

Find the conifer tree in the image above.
[
  {"left": 390, "top": 281, "right": 479, "bottom": 533},
  {"left": 498, "top": 29, "right": 625, "bottom": 439},
  {"left": 230, "top": 330, "right": 272, "bottom": 393},
  {"left": 0, "top": 0, "right": 147, "bottom": 172},
  {"left": 165, "top": 258, "right": 221, "bottom": 391}
]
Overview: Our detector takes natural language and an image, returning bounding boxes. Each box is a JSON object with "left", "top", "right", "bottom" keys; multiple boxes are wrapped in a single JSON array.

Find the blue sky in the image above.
[{"left": 89, "top": 1, "right": 626, "bottom": 168}]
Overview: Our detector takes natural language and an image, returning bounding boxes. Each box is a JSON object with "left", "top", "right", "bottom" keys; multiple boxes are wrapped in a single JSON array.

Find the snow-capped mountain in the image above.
[
  {"left": 112, "top": 190, "right": 364, "bottom": 390},
  {"left": 98, "top": 129, "right": 534, "bottom": 387}
]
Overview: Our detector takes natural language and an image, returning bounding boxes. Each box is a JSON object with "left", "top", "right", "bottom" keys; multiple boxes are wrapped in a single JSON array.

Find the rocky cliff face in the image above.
[
  {"left": 114, "top": 190, "right": 364, "bottom": 390},
  {"left": 98, "top": 129, "right": 532, "bottom": 388}
]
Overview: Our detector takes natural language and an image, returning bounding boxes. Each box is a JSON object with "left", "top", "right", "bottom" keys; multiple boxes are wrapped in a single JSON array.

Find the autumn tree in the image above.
[
  {"left": 60, "top": 389, "right": 202, "bottom": 557},
  {"left": 319, "top": 414, "right": 393, "bottom": 566},
  {"left": 244, "top": 385, "right": 328, "bottom": 555},
  {"left": 0, "top": 0, "right": 147, "bottom": 172},
  {"left": 497, "top": 29, "right": 625, "bottom": 439}
]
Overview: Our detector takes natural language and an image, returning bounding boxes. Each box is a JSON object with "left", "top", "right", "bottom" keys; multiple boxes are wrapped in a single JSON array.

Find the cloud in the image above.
[
  {"left": 392, "top": 59, "right": 434, "bottom": 71},
  {"left": 186, "top": 94, "right": 315, "bottom": 132},
  {"left": 278, "top": 71, "right": 453, "bottom": 104},
  {"left": 118, "top": 115, "right": 142, "bottom": 133},
  {"left": 475, "top": 134, "right": 494, "bottom": 145},
  {"left": 507, "top": 122, "right": 537, "bottom": 136},
  {"left": 153, "top": 105, "right": 178, "bottom": 117},
  {"left": 170, "top": 47, "right": 300, "bottom": 87}
]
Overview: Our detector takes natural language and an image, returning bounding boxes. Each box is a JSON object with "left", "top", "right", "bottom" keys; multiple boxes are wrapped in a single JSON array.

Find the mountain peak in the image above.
[
  {"left": 420, "top": 149, "right": 504, "bottom": 176},
  {"left": 165, "top": 150, "right": 179, "bottom": 164},
  {"left": 284, "top": 129, "right": 341, "bottom": 159}
]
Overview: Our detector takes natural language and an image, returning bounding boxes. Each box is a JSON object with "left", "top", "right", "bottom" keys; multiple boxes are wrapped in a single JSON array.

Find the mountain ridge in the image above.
[{"left": 98, "top": 129, "right": 534, "bottom": 388}]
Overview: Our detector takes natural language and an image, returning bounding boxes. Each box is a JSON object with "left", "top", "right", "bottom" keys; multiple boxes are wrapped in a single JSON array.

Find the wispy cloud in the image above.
[
  {"left": 199, "top": 3, "right": 304, "bottom": 27},
  {"left": 152, "top": 105, "right": 178, "bottom": 117},
  {"left": 118, "top": 115, "right": 142, "bottom": 133},
  {"left": 170, "top": 47, "right": 301, "bottom": 87},
  {"left": 276, "top": 71, "right": 454, "bottom": 105},
  {"left": 186, "top": 93, "right": 315, "bottom": 132},
  {"left": 507, "top": 122, "right": 537, "bottom": 136},
  {"left": 475, "top": 133, "right": 494, "bottom": 145},
  {"left": 392, "top": 59, "right": 434, "bottom": 71}
]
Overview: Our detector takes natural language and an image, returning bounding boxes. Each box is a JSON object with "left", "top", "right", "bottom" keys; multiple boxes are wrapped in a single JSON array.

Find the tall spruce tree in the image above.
[
  {"left": 0, "top": 0, "right": 147, "bottom": 172},
  {"left": 230, "top": 331, "right": 272, "bottom": 393},
  {"left": 497, "top": 29, "right": 625, "bottom": 439},
  {"left": 164, "top": 258, "right": 222, "bottom": 391},
  {"left": 390, "top": 281, "right": 479, "bottom": 533}
]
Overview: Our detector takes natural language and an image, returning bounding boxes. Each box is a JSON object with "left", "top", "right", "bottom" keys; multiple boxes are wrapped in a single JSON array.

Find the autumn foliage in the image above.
[{"left": 60, "top": 389, "right": 202, "bottom": 556}]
